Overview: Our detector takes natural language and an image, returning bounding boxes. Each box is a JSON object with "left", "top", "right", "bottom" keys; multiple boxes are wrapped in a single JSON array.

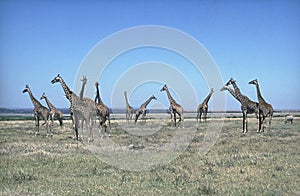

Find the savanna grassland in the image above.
[{"left": 0, "top": 114, "right": 299, "bottom": 195}]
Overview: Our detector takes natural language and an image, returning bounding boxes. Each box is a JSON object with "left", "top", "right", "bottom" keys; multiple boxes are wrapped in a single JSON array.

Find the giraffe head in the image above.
[
  {"left": 160, "top": 84, "right": 168, "bottom": 92},
  {"left": 248, "top": 79, "right": 258, "bottom": 85},
  {"left": 225, "top": 78, "right": 236, "bottom": 86},
  {"left": 80, "top": 76, "right": 87, "bottom": 85},
  {"left": 220, "top": 85, "right": 230, "bottom": 92},
  {"left": 210, "top": 88, "right": 214, "bottom": 93},
  {"left": 151, "top": 95, "right": 157, "bottom": 100},
  {"left": 22, "top": 85, "right": 30, "bottom": 93},
  {"left": 40, "top": 92, "right": 47, "bottom": 100},
  {"left": 51, "top": 74, "right": 62, "bottom": 84},
  {"left": 95, "top": 81, "right": 99, "bottom": 87}
]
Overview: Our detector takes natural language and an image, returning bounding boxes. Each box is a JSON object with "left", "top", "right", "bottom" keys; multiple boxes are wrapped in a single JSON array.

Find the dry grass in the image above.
[{"left": 0, "top": 115, "right": 299, "bottom": 195}]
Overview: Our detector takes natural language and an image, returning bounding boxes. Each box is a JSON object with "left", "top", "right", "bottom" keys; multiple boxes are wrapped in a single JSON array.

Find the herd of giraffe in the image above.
[{"left": 23, "top": 74, "right": 273, "bottom": 140}]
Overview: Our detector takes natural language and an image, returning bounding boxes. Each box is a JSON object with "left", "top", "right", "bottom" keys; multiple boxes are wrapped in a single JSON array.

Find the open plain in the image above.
[{"left": 0, "top": 113, "right": 299, "bottom": 195}]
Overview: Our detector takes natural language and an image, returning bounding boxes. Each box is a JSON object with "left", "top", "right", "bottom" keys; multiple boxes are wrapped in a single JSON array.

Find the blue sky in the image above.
[{"left": 1, "top": 0, "right": 299, "bottom": 110}]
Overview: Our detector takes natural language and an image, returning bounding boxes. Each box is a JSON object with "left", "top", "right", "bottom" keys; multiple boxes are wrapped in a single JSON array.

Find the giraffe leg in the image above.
[
  {"left": 196, "top": 111, "right": 200, "bottom": 123},
  {"left": 199, "top": 112, "right": 202, "bottom": 123},
  {"left": 44, "top": 113, "right": 49, "bottom": 136},
  {"left": 45, "top": 115, "right": 52, "bottom": 137},
  {"left": 107, "top": 113, "right": 111, "bottom": 130},
  {"left": 177, "top": 113, "right": 181, "bottom": 126},
  {"left": 173, "top": 112, "right": 177, "bottom": 127},
  {"left": 79, "top": 118, "right": 84, "bottom": 139},
  {"left": 58, "top": 112, "right": 63, "bottom": 128},
  {"left": 126, "top": 112, "right": 129, "bottom": 123},
  {"left": 59, "top": 116, "right": 63, "bottom": 129},
  {"left": 49, "top": 114, "right": 53, "bottom": 135},
  {"left": 260, "top": 115, "right": 266, "bottom": 132},
  {"left": 256, "top": 112, "right": 260, "bottom": 133},
  {"left": 169, "top": 106, "right": 174, "bottom": 126},
  {"left": 86, "top": 117, "right": 93, "bottom": 142},
  {"left": 268, "top": 115, "right": 272, "bottom": 131},
  {"left": 134, "top": 113, "right": 140, "bottom": 124},
  {"left": 143, "top": 109, "right": 149, "bottom": 123},
  {"left": 70, "top": 112, "right": 75, "bottom": 129},
  {"left": 51, "top": 113, "right": 54, "bottom": 127},
  {"left": 242, "top": 111, "right": 247, "bottom": 135},
  {"left": 128, "top": 110, "right": 133, "bottom": 121},
  {"left": 73, "top": 114, "right": 79, "bottom": 140},
  {"left": 245, "top": 113, "right": 248, "bottom": 134},
  {"left": 258, "top": 112, "right": 263, "bottom": 132},
  {"left": 104, "top": 118, "right": 109, "bottom": 133},
  {"left": 179, "top": 113, "right": 184, "bottom": 128},
  {"left": 256, "top": 117, "right": 260, "bottom": 133},
  {"left": 98, "top": 113, "right": 102, "bottom": 128},
  {"left": 170, "top": 112, "right": 174, "bottom": 126},
  {"left": 100, "top": 115, "right": 108, "bottom": 133},
  {"left": 204, "top": 109, "right": 208, "bottom": 122},
  {"left": 35, "top": 114, "right": 40, "bottom": 135}
]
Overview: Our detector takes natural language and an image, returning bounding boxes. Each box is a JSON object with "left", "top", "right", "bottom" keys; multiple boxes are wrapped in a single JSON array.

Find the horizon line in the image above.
[{"left": 1, "top": 107, "right": 300, "bottom": 113}]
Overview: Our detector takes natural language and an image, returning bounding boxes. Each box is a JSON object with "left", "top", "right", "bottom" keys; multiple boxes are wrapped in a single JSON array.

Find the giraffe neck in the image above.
[
  {"left": 166, "top": 89, "right": 176, "bottom": 105},
  {"left": 142, "top": 97, "right": 154, "bottom": 108},
  {"left": 226, "top": 87, "right": 238, "bottom": 100},
  {"left": 255, "top": 83, "right": 265, "bottom": 103},
  {"left": 124, "top": 92, "right": 130, "bottom": 107},
  {"left": 202, "top": 91, "right": 213, "bottom": 105},
  {"left": 44, "top": 97, "right": 56, "bottom": 110},
  {"left": 79, "top": 82, "right": 86, "bottom": 100},
  {"left": 59, "top": 78, "right": 72, "bottom": 100},
  {"left": 231, "top": 81, "right": 244, "bottom": 102},
  {"left": 95, "top": 85, "right": 103, "bottom": 104},
  {"left": 231, "top": 81, "right": 242, "bottom": 95},
  {"left": 28, "top": 90, "right": 42, "bottom": 108}
]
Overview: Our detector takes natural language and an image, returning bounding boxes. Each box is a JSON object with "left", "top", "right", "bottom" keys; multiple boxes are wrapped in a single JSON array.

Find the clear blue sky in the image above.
[{"left": 1, "top": 0, "right": 299, "bottom": 110}]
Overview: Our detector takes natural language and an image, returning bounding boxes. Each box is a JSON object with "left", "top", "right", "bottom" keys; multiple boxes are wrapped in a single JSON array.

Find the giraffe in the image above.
[
  {"left": 224, "top": 78, "right": 260, "bottom": 135},
  {"left": 78, "top": 76, "right": 97, "bottom": 125},
  {"left": 95, "top": 82, "right": 110, "bottom": 131},
  {"left": 124, "top": 91, "right": 134, "bottom": 122},
  {"left": 51, "top": 74, "right": 96, "bottom": 141},
  {"left": 40, "top": 92, "right": 63, "bottom": 128},
  {"left": 77, "top": 77, "right": 105, "bottom": 133},
  {"left": 22, "top": 85, "right": 51, "bottom": 136},
  {"left": 249, "top": 79, "right": 273, "bottom": 132},
  {"left": 220, "top": 84, "right": 260, "bottom": 118},
  {"left": 134, "top": 95, "right": 157, "bottom": 124},
  {"left": 77, "top": 76, "right": 97, "bottom": 137},
  {"left": 196, "top": 88, "right": 214, "bottom": 122},
  {"left": 160, "top": 84, "right": 184, "bottom": 127}
]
